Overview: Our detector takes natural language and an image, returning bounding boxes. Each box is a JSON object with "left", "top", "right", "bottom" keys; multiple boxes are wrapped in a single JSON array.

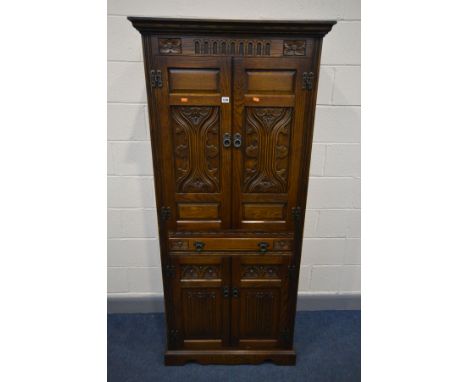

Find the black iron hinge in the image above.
[
  {"left": 280, "top": 328, "right": 292, "bottom": 343},
  {"left": 168, "top": 329, "right": 180, "bottom": 346},
  {"left": 288, "top": 264, "right": 297, "bottom": 279},
  {"left": 150, "top": 69, "right": 163, "bottom": 88},
  {"left": 160, "top": 206, "right": 171, "bottom": 221},
  {"left": 165, "top": 264, "right": 176, "bottom": 278},
  {"left": 302, "top": 72, "right": 314, "bottom": 90},
  {"left": 291, "top": 206, "right": 302, "bottom": 222}
]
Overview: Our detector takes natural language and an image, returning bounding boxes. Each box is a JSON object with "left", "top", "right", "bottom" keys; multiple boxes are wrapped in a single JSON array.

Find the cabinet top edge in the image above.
[{"left": 128, "top": 17, "right": 336, "bottom": 37}]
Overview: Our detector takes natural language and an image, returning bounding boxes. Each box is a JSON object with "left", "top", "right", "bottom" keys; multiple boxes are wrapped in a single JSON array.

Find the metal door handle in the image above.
[
  {"left": 223, "top": 133, "right": 231, "bottom": 147},
  {"left": 222, "top": 286, "right": 230, "bottom": 298},
  {"left": 232, "top": 287, "right": 239, "bottom": 298},
  {"left": 233, "top": 133, "right": 242, "bottom": 148}
]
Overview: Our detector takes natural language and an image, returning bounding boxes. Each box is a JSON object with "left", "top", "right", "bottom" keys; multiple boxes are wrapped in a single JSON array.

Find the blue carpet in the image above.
[{"left": 108, "top": 311, "right": 360, "bottom": 382}]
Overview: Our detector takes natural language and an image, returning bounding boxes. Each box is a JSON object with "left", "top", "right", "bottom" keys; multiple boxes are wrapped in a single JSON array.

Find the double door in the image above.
[
  {"left": 168, "top": 254, "right": 291, "bottom": 350},
  {"left": 154, "top": 56, "right": 311, "bottom": 233}
]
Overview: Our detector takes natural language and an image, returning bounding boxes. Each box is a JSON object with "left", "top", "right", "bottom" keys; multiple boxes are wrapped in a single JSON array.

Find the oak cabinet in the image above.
[{"left": 129, "top": 17, "right": 336, "bottom": 365}]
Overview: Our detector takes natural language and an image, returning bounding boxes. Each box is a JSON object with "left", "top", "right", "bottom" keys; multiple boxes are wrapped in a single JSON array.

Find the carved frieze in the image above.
[{"left": 194, "top": 39, "right": 271, "bottom": 56}]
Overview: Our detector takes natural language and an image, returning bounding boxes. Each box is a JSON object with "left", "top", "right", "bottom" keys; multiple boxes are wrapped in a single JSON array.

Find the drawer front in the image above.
[{"left": 168, "top": 237, "right": 294, "bottom": 252}]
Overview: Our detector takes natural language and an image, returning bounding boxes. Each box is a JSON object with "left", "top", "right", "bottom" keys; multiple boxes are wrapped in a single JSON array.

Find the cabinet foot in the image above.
[{"left": 165, "top": 349, "right": 296, "bottom": 365}]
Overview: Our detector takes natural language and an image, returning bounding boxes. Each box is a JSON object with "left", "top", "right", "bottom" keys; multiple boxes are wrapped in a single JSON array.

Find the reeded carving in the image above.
[
  {"left": 241, "top": 265, "right": 281, "bottom": 279},
  {"left": 242, "top": 290, "right": 276, "bottom": 338},
  {"left": 283, "top": 40, "right": 306, "bottom": 56},
  {"left": 181, "top": 265, "right": 220, "bottom": 280},
  {"left": 159, "top": 38, "right": 182, "bottom": 54},
  {"left": 244, "top": 107, "right": 292, "bottom": 193},
  {"left": 194, "top": 39, "right": 271, "bottom": 56},
  {"left": 172, "top": 106, "right": 220, "bottom": 193}
]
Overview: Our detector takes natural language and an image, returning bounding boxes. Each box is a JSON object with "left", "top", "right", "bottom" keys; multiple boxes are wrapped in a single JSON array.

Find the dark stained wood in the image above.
[{"left": 129, "top": 17, "right": 335, "bottom": 366}]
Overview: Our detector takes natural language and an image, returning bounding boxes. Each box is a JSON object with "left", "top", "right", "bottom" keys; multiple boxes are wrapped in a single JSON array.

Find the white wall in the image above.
[{"left": 107, "top": 0, "right": 361, "bottom": 298}]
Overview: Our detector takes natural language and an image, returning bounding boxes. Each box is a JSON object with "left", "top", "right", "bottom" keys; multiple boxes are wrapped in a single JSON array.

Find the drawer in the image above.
[{"left": 168, "top": 237, "right": 294, "bottom": 253}]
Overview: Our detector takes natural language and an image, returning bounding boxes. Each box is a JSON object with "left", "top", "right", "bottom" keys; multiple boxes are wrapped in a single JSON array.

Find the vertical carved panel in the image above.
[
  {"left": 244, "top": 107, "right": 292, "bottom": 193},
  {"left": 182, "top": 289, "right": 221, "bottom": 339},
  {"left": 172, "top": 106, "right": 220, "bottom": 193},
  {"left": 240, "top": 289, "right": 279, "bottom": 339}
]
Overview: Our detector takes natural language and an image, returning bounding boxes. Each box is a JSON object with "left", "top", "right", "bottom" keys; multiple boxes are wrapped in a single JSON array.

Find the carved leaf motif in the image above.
[
  {"left": 181, "top": 265, "right": 220, "bottom": 279},
  {"left": 241, "top": 265, "right": 280, "bottom": 279},
  {"left": 159, "top": 38, "right": 182, "bottom": 54},
  {"left": 172, "top": 106, "right": 220, "bottom": 193},
  {"left": 283, "top": 40, "right": 306, "bottom": 56},
  {"left": 243, "top": 107, "right": 292, "bottom": 193}
]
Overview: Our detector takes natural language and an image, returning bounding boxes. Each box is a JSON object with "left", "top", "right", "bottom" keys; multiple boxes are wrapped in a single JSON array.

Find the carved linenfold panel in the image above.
[
  {"left": 241, "top": 290, "right": 278, "bottom": 338},
  {"left": 181, "top": 265, "right": 221, "bottom": 280},
  {"left": 172, "top": 106, "right": 220, "bottom": 193},
  {"left": 283, "top": 40, "right": 306, "bottom": 56},
  {"left": 194, "top": 39, "right": 271, "bottom": 56},
  {"left": 182, "top": 289, "right": 221, "bottom": 339},
  {"left": 159, "top": 38, "right": 182, "bottom": 54},
  {"left": 241, "top": 265, "right": 281, "bottom": 279},
  {"left": 244, "top": 107, "right": 292, "bottom": 193}
]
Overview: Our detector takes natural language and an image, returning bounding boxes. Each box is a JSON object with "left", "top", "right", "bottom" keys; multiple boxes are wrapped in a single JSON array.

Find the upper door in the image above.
[
  {"left": 155, "top": 56, "right": 232, "bottom": 231},
  {"left": 231, "top": 57, "right": 312, "bottom": 232}
]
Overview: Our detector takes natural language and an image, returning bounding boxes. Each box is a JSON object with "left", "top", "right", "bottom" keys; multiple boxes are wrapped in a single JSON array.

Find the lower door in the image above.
[
  {"left": 231, "top": 255, "right": 291, "bottom": 349},
  {"left": 169, "top": 255, "right": 230, "bottom": 349}
]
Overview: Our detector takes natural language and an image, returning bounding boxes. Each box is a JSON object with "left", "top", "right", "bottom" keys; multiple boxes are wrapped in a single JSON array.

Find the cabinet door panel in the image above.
[
  {"left": 155, "top": 57, "right": 232, "bottom": 231},
  {"left": 231, "top": 255, "right": 291, "bottom": 349},
  {"left": 232, "top": 58, "right": 312, "bottom": 231},
  {"left": 169, "top": 255, "right": 230, "bottom": 350}
]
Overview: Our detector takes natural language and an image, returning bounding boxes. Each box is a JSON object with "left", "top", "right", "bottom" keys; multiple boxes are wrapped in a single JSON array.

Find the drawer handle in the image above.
[
  {"left": 194, "top": 241, "right": 205, "bottom": 252},
  {"left": 258, "top": 242, "right": 269, "bottom": 253},
  {"left": 232, "top": 287, "right": 239, "bottom": 298}
]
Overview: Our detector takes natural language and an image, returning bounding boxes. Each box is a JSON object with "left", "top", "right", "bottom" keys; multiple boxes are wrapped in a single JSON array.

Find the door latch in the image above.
[
  {"left": 150, "top": 69, "right": 163, "bottom": 88},
  {"left": 302, "top": 72, "right": 314, "bottom": 90}
]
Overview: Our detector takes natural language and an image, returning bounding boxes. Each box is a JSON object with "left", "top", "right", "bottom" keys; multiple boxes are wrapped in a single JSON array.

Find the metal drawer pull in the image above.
[
  {"left": 223, "top": 133, "right": 231, "bottom": 147},
  {"left": 233, "top": 133, "right": 242, "bottom": 148},
  {"left": 193, "top": 241, "right": 205, "bottom": 252},
  {"left": 258, "top": 241, "right": 269, "bottom": 253}
]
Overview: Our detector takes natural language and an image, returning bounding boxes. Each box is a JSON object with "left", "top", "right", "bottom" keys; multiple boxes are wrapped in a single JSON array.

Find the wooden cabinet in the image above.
[{"left": 129, "top": 17, "right": 336, "bottom": 365}]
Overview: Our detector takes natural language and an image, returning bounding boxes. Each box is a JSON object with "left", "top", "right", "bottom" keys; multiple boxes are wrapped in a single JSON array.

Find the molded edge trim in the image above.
[
  {"left": 127, "top": 17, "right": 336, "bottom": 37},
  {"left": 107, "top": 292, "right": 360, "bottom": 313}
]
